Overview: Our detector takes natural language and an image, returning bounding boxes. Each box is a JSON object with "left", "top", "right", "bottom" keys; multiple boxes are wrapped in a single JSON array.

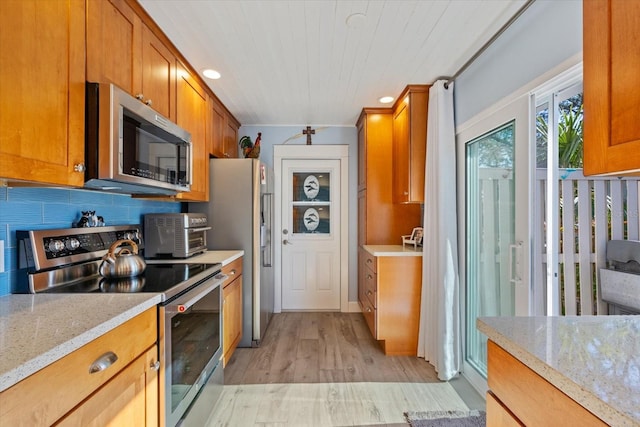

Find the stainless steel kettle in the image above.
[{"left": 99, "top": 239, "right": 146, "bottom": 278}]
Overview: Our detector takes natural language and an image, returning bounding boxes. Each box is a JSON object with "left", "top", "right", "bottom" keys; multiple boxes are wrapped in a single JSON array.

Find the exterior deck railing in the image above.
[{"left": 533, "top": 168, "right": 640, "bottom": 315}]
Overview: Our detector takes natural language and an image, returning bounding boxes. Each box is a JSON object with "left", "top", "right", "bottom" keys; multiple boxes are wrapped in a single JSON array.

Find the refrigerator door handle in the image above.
[{"left": 262, "top": 193, "right": 273, "bottom": 267}]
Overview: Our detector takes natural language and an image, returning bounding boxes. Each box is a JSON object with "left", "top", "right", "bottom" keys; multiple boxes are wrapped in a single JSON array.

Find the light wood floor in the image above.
[{"left": 207, "top": 312, "right": 484, "bottom": 426}]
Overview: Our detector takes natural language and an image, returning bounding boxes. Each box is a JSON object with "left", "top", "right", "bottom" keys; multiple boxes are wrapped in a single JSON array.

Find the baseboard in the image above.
[{"left": 347, "top": 301, "right": 362, "bottom": 313}]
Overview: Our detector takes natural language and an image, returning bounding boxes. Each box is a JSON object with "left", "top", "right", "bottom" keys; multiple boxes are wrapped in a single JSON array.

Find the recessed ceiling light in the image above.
[
  {"left": 379, "top": 96, "right": 394, "bottom": 104},
  {"left": 203, "top": 69, "right": 221, "bottom": 80}
]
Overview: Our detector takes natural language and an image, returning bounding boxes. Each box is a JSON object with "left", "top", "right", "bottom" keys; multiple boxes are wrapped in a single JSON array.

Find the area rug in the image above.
[{"left": 404, "top": 409, "right": 486, "bottom": 427}]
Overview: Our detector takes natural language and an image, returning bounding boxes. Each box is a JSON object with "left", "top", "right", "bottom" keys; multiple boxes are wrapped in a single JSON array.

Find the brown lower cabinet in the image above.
[
  {"left": 0, "top": 308, "right": 158, "bottom": 426},
  {"left": 222, "top": 257, "right": 243, "bottom": 366},
  {"left": 358, "top": 249, "right": 422, "bottom": 356},
  {"left": 486, "top": 340, "right": 607, "bottom": 426}
]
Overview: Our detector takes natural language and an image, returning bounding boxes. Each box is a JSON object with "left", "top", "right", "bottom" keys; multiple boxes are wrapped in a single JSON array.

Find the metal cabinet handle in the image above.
[
  {"left": 73, "top": 163, "right": 86, "bottom": 173},
  {"left": 367, "top": 274, "right": 372, "bottom": 280},
  {"left": 366, "top": 259, "right": 372, "bottom": 264},
  {"left": 145, "top": 99, "right": 153, "bottom": 106},
  {"left": 366, "top": 307, "right": 372, "bottom": 313},
  {"left": 366, "top": 290, "right": 373, "bottom": 296},
  {"left": 150, "top": 360, "right": 160, "bottom": 371},
  {"left": 89, "top": 351, "right": 118, "bottom": 374},
  {"left": 135, "top": 93, "right": 144, "bottom": 100},
  {"left": 229, "top": 269, "right": 236, "bottom": 276}
]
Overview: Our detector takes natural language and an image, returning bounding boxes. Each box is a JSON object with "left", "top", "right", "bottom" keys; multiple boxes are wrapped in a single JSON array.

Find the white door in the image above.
[{"left": 281, "top": 159, "right": 341, "bottom": 310}]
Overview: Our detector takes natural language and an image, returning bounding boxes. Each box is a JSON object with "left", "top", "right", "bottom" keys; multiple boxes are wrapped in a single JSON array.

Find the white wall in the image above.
[
  {"left": 454, "top": 0, "right": 582, "bottom": 125},
  {"left": 239, "top": 125, "right": 359, "bottom": 303}
]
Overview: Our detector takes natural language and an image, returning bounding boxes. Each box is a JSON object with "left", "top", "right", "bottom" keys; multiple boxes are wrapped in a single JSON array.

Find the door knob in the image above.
[{"left": 283, "top": 239, "right": 293, "bottom": 245}]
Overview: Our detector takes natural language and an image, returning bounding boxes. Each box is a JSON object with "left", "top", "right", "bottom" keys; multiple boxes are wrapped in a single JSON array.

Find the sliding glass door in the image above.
[{"left": 458, "top": 94, "right": 531, "bottom": 391}]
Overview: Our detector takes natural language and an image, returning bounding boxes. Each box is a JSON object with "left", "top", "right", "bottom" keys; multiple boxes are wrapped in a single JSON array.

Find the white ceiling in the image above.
[{"left": 139, "top": 0, "right": 525, "bottom": 127}]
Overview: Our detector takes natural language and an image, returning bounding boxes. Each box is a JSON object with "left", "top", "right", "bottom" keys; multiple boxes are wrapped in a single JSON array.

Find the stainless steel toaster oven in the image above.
[{"left": 144, "top": 213, "right": 209, "bottom": 258}]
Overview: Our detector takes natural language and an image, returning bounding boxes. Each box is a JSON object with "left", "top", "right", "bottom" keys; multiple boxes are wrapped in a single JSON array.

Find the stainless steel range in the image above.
[{"left": 15, "top": 225, "right": 226, "bottom": 427}]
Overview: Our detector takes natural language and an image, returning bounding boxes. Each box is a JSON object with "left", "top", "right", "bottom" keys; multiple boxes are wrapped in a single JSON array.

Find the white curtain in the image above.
[{"left": 417, "top": 80, "right": 460, "bottom": 381}]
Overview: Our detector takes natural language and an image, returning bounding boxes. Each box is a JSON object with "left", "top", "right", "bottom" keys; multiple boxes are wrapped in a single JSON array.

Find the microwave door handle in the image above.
[{"left": 165, "top": 274, "right": 227, "bottom": 313}]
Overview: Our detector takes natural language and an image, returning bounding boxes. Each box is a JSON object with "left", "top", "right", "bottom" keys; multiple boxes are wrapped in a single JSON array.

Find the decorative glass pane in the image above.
[
  {"left": 292, "top": 205, "right": 330, "bottom": 234},
  {"left": 293, "top": 173, "right": 330, "bottom": 202}
]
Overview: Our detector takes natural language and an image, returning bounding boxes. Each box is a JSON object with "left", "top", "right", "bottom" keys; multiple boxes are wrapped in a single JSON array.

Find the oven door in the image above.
[{"left": 160, "top": 273, "right": 225, "bottom": 427}]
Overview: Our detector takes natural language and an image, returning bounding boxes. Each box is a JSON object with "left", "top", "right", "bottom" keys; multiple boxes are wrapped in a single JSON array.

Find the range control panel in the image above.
[
  {"left": 42, "top": 229, "right": 141, "bottom": 259},
  {"left": 17, "top": 225, "right": 143, "bottom": 272}
]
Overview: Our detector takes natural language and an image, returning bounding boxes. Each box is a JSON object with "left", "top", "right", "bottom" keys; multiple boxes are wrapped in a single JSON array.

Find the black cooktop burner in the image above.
[{"left": 42, "top": 263, "right": 221, "bottom": 301}]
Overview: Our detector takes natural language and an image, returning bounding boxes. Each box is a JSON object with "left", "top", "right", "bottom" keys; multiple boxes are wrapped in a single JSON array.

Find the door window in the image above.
[{"left": 291, "top": 172, "right": 331, "bottom": 234}]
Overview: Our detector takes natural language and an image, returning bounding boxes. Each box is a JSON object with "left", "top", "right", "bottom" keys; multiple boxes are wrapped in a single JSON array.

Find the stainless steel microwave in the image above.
[{"left": 84, "top": 82, "right": 192, "bottom": 195}]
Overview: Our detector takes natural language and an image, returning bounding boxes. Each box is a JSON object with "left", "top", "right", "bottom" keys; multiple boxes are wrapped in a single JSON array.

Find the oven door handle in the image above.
[
  {"left": 165, "top": 274, "right": 227, "bottom": 313},
  {"left": 188, "top": 226, "right": 212, "bottom": 233}
]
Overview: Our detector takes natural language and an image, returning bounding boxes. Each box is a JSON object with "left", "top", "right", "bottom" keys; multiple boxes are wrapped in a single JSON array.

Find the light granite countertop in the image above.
[
  {"left": 478, "top": 316, "right": 640, "bottom": 426},
  {"left": 0, "top": 250, "right": 242, "bottom": 393},
  {"left": 0, "top": 293, "right": 161, "bottom": 392},
  {"left": 363, "top": 245, "right": 423, "bottom": 257}
]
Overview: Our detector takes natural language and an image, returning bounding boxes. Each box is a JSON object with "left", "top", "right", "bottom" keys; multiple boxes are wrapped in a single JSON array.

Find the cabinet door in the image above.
[
  {"left": 392, "top": 100, "right": 411, "bottom": 203},
  {"left": 56, "top": 346, "right": 159, "bottom": 427},
  {"left": 223, "top": 275, "right": 243, "bottom": 366},
  {"left": 176, "top": 62, "right": 209, "bottom": 201},
  {"left": 583, "top": 0, "right": 640, "bottom": 175},
  {"left": 0, "top": 0, "right": 86, "bottom": 186},
  {"left": 209, "top": 97, "right": 227, "bottom": 158},
  {"left": 392, "top": 89, "right": 428, "bottom": 203},
  {"left": 86, "top": 0, "right": 140, "bottom": 93},
  {"left": 224, "top": 116, "right": 240, "bottom": 159},
  {"left": 140, "top": 23, "right": 175, "bottom": 120}
]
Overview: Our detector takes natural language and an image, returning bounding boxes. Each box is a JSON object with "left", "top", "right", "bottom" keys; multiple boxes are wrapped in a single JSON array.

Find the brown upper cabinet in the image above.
[
  {"left": 209, "top": 97, "right": 240, "bottom": 159},
  {"left": 0, "top": 0, "right": 86, "bottom": 187},
  {"left": 87, "top": 0, "right": 176, "bottom": 121},
  {"left": 583, "top": 0, "right": 640, "bottom": 175},
  {"left": 176, "top": 62, "right": 209, "bottom": 202},
  {"left": 392, "top": 85, "right": 429, "bottom": 203}
]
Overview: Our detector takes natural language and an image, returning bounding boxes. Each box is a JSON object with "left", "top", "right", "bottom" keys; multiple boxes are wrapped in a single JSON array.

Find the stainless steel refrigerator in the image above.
[{"left": 190, "top": 158, "right": 274, "bottom": 347}]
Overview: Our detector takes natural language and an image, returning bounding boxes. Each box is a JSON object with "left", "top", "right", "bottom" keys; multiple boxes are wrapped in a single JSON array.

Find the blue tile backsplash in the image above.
[{"left": 0, "top": 187, "right": 181, "bottom": 296}]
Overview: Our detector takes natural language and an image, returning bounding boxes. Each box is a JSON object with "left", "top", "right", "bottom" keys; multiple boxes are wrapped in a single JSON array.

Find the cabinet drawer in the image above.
[
  {"left": 222, "top": 257, "right": 243, "bottom": 287},
  {"left": 364, "top": 268, "right": 377, "bottom": 308},
  {"left": 363, "top": 252, "right": 377, "bottom": 273},
  {"left": 361, "top": 298, "right": 376, "bottom": 338},
  {"left": 486, "top": 391, "right": 523, "bottom": 426},
  {"left": 0, "top": 308, "right": 157, "bottom": 426}
]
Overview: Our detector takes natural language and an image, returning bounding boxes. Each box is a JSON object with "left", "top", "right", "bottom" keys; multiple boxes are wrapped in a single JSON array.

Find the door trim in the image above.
[{"left": 274, "top": 145, "right": 349, "bottom": 313}]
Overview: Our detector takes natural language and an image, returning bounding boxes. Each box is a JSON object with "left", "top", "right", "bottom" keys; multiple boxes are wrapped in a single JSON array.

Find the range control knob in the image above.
[
  {"left": 123, "top": 231, "right": 139, "bottom": 241},
  {"left": 47, "top": 240, "right": 65, "bottom": 253},
  {"left": 65, "top": 238, "right": 80, "bottom": 251}
]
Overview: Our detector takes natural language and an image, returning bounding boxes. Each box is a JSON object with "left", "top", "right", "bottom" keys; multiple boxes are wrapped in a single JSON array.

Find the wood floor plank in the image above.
[
  {"left": 293, "top": 338, "right": 319, "bottom": 383},
  {"left": 316, "top": 312, "right": 343, "bottom": 370},
  {"left": 298, "top": 311, "right": 320, "bottom": 340}
]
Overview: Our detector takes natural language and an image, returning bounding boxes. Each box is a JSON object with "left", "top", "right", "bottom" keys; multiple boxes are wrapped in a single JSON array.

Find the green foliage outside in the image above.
[{"left": 536, "top": 94, "right": 584, "bottom": 168}]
